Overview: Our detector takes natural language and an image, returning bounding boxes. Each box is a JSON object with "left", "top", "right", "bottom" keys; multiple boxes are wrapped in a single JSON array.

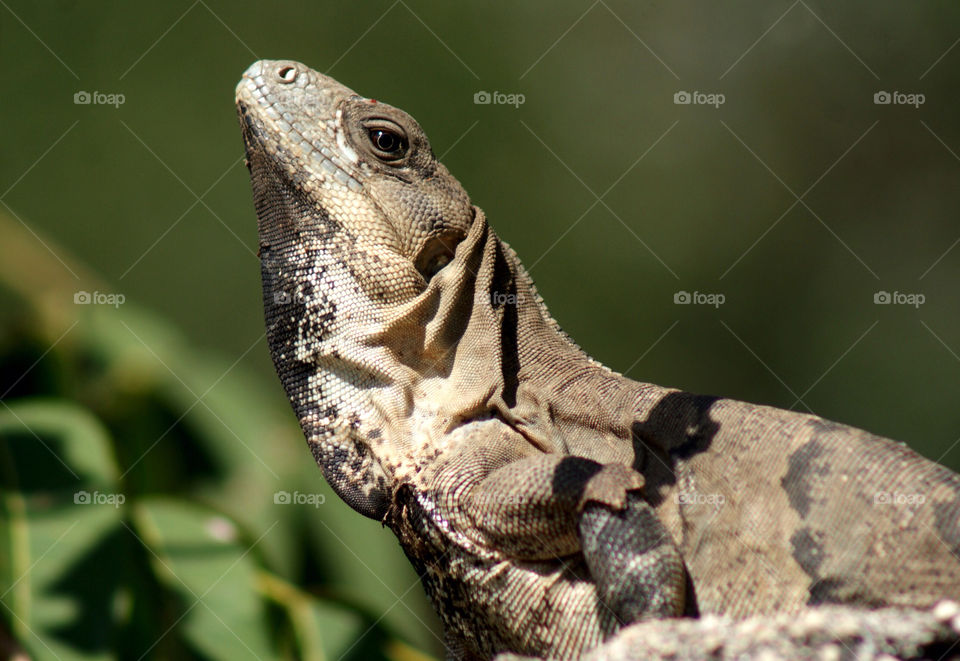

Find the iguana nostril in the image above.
[{"left": 278, "top": 65, "right": 297, "bottom": 83}]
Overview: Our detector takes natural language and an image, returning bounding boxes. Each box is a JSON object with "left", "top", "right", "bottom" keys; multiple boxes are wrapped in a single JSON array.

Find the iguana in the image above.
[{"left": 236, "top": 59, "right": 960, "bottom": 660}]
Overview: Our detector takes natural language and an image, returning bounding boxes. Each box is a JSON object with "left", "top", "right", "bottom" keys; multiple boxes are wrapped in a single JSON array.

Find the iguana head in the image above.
[{"left": 237, "top": 60, "right": 482, "bottom": 517}]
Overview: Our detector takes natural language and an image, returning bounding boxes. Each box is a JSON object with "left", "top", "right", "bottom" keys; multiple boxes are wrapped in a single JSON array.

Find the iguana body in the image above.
[{"left": 236, "top": 59, "right": 960, "bottom": 660}]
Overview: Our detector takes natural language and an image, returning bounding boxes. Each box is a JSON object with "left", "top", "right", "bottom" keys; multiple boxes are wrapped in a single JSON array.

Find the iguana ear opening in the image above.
[
  {"left": 412, "top": 207, "right": 480, "bottom": 282},
  {"left": 414, "top": 230, "right": 463, "bottom": 281}
]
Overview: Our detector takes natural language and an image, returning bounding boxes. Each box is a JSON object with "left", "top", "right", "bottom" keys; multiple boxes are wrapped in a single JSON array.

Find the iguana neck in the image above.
[{"left": 361, "top": 209, "right": 658, "bottom": 474}]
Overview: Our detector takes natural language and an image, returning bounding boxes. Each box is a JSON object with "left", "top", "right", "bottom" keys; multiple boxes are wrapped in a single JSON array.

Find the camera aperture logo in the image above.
[
  {"left": 873, "top": 91, "right": 924, "bottom": 108},
  {"left": 74, "top": 290, "right": 126, "bottom": 308},
  {"left": 74, "top": 90, "right": 126, "bottom": 108},
  {"left": 874, "top": 290, "right": 924, "bottom": 308},
  {"left": 474, "top": 90, "right": 525, "bottom": 108},
  {"left": 274, "top": 490, "right": 325, "bottom": 507},
  {"left": 674, "top": 90, "right": 725, "bottom": 108},
  {"left": 674, "top": 290, "right": 725, "bottom": 308},
  {"left": 74, "top": 490, "right": 125, "bottom": 508}
]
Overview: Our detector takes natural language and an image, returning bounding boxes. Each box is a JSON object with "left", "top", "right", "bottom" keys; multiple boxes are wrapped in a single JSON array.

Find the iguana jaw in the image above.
[
  {"left": 237, "top": 60, "right": 484, "bottom": 517},
  {"left": 237, "top": 60, "right": 408, "bottom": 518}
]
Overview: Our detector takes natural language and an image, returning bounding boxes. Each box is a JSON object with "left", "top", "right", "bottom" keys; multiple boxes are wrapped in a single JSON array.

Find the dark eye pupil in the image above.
[{"left": 371, "top": 129, "right": 400, "bottom": 153}]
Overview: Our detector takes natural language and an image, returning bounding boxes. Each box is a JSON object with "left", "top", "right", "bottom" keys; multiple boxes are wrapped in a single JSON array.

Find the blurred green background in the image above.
[{"left": 1, "top": 2, "right": 959, "bottom": 659}]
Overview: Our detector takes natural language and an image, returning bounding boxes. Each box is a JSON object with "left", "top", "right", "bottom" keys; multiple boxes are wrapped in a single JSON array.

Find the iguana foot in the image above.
[{"left": 579, "top": 492, "right": 690, "bottom": 624}]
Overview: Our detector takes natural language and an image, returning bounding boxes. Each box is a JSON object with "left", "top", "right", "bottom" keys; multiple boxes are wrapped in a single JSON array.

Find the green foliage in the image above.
[{"left": 0, "top": 213, "right": 437, "bottom": 661}]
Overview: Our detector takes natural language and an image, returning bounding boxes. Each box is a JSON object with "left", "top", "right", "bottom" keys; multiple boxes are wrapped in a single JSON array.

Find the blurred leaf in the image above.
[
  {"left": 4, "top": 499, "right": 124, "bottom": 661},
  {"left": 132, "top": 498, "right": 273, "bottom": 661},
  {"left": 0, "top": 398, "right": 127, "bottom": 661},
  {"left": 257, "top": 570, "right": 372, "bottom": 661},
  {"left": 0, "top": 208, "right": 439, "bottom": 658},
  {"left": 0, "top": 398, "right": 119, "bottom": 491},
  {"left": 307, "top": 600, "right": 368, "bottom": 661}
]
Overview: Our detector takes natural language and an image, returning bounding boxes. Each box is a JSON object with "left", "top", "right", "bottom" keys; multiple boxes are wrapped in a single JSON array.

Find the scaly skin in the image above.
[{"left": 237, "top": 59, "right": 960, "bottom": 660}]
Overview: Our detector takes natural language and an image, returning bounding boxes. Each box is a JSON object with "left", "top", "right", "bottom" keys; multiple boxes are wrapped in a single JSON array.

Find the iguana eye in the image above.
[
  {"left": 365, "top": 121, "right": 408, "bottom": 162},
  {"left": 369, "top": 129, "right": 402, "bottom": 152}
]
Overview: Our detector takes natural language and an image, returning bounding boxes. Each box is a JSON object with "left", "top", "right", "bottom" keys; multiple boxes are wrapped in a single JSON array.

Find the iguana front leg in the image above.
[
  {"left": 429, "top": 447, "right": 689, "bottom": 623},
  {"left": 579, "top": 492, "right": 694, "bottom": 622}
]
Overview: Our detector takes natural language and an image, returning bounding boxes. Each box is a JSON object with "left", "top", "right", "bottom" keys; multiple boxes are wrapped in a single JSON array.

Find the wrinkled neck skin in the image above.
[
  {"left": 264, "top": 204, "right": 665, "bottom": 520},
  {"left": 368, "top": 210, "right": 654, "bottom": 465}
]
